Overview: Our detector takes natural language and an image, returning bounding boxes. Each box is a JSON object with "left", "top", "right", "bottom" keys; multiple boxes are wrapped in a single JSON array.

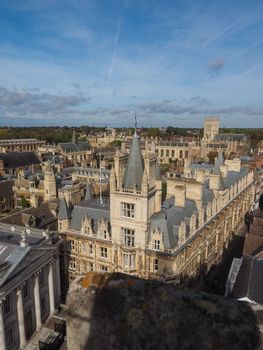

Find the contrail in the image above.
[
  {"left": 108, "top": 18, "right": 122, "bottom": 85},
  {"left": 203, "top": 3, "right": 263, "bottom": 48}
]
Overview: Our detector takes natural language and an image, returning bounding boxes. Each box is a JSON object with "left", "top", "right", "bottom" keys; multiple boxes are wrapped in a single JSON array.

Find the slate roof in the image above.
[
  {"left": 0, "top": 231, "right": 57, "bottom": 288},
  {"left": 224, "top": 168, "right": 249, "bottom": 188},
  {"left": 70, "top": 201, "right": 110, "bottom": 232},
  {"left": 84, "top": 186, "right": 93, "bottom": 200},
  {"left": 0, "top": 201, "right": 58, "bottom": 230},
  {"left": 122, "top": 132, "right": 144, "bottom": 190},
  {"left": 214, "top": 134, "right": 247, "bottom": 142},
  {"left": 211, "top": 163, "right": 226, "bottom": 190},
  {"left": 0, "top": 152, "right": 41, "bottom": 169},
  {"left": 59, "top": 141, "right": 91, "bottom": 153},
  {"left": 231, "top": 256, "right": 263, "bottom": 304},
  {"left": 58, "top": 198, "right": 71, "bottom": 220},
  {"left": 149, "top": 198, "right": 198, "bottom": 249}
]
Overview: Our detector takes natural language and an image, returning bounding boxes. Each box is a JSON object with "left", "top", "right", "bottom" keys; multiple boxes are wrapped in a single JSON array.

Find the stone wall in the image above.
[{"left": 66, "top": 272, "right": 261, "bottom": 350}]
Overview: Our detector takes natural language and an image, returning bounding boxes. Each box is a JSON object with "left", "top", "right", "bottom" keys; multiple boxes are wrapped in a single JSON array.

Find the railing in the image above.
[
  {"left": 0, "top": 222, "right": 45, "bottom": 237},
  {"left": 39, "top": 320, "right": 66, "bottom": 350},
  {"left": 39, "top": 332, "right": 64, "bottom": 350}
]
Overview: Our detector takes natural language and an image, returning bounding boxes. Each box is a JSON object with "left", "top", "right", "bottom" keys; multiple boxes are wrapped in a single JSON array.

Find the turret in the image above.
[{"left": 44, "top": 163, "right": 57, "bottom": 201}]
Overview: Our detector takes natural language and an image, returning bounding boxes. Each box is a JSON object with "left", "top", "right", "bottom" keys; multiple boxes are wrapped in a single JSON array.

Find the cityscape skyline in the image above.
[{"left": 0, "top": 0, "right": 262, "bottom": 127}]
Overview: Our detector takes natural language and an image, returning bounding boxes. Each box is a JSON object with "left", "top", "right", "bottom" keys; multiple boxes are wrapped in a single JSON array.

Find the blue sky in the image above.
[{"left": 0, "top": 0, "right": 262, "bottom": 127}]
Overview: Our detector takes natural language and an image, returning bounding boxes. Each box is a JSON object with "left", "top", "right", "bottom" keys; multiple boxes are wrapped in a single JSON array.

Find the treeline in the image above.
[
  {"left": 0, "top": 126, "right": 262, "bottom": 146},
  {"left": 220, "top": 128, "right": 263, "bottom": 148},
  {"left": 0, "top": 126, "right": 104, "bottom": 144}
]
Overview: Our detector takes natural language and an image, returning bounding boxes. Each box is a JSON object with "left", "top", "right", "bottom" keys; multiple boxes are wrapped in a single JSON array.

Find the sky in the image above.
[{"left": 0, "top": 0, "right": 262, "bottom": 128}]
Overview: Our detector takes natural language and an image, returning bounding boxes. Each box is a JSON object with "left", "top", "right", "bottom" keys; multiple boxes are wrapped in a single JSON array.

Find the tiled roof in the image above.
[
  {"left": 58, "top": 198, "right": 71, "bottom": 220},
  {"left": 0, "top": 200, "right": 58, "bottom": 230},
  {"left": 59, "top": 141, "right": 91, "bottom": 153}
]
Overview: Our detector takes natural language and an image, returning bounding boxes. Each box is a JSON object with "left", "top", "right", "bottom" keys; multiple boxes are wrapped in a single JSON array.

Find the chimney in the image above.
[
  {"left": 175, "top": 184, "right": 186, "bottom": 207},
  {"left": 225, "top": 158, "right": 241, "bottom": 172},
  {"left": 196, "top": 169, "right": 205, "bottom": 183},
  {"left": 220, "top": 165, "right": 228, "bottom": 178},
  {"left": 20, "top": 230, "right": 29, "bottom": 247}
]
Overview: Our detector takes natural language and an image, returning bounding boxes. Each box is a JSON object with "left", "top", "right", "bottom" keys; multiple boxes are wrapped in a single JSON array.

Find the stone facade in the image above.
[
  {"left": 59, "top": 132, "right": 254, "bottom": 291},
  {"left": 0, "top": 224, "right": 60, "bottom": 350},
  {"left": 0, "top": 139, "right": 44, "bottom": 154},
  {"left": 0, "top": 180, "right": 14, "bottom": 213}
]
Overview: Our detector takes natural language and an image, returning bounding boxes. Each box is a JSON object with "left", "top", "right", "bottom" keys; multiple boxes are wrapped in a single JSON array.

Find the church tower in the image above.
[
  {"left": 110, "top": 130, "right": 162, "bottom": 275},
  {"left": 203, "top": 117, "right": 219, "bottom": 142},
  {"left": 44, "top": 163, "right": 57, "bottom": 201}
]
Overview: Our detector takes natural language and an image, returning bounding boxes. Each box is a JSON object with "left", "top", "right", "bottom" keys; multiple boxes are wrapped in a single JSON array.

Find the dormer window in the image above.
[
  {"left": 121, "top": 203, "right": 135, "bottom": 218},
  {"left": 154, "top": 240, "right": 160, "bottom": 250}
]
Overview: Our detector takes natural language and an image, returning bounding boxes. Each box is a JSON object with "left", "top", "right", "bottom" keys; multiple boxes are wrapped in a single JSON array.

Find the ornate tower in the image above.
[
  {"left": 44, "top": 163, "right": 57, "bottom": 201},
  {"left": 203, "top": 117, "right": 219, "bottom": 142},
  {"left": 110, "top": 131, "right": 162, "bottom": 275}
]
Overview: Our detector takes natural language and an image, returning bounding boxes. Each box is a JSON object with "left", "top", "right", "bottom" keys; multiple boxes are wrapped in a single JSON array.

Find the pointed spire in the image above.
[
  {"left": 72, "top": 129, "right": 76, "bottom": 144},
  {"left": 84, "top": 185, "right": 92, "bottom": 201},
  {"left": 122, "top": 132, "right": 144, "bottom": 190},
  {"left": 211, "top": 161, "right": 225, "bottom": 191},
  {"left": 58, "top": 197, "right": 71, "bottom": 220}
]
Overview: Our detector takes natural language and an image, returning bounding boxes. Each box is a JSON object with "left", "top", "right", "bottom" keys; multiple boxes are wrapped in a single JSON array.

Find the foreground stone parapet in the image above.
[{"left": 66, "top": 273, "right": 261, "bottom": 350}]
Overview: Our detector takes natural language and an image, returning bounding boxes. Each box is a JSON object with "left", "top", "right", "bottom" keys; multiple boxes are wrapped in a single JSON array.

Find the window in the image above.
[
  {"left": 100, "top": 247, "right": 108, "bottom": 259},
  {"left": 89, "top": 262, "right": 94, "bottom": 271},
  {"left": 154, "top": 259, "right": 159, "bottom": 272},
  {"left": 171, "top": 150, "right": 175, "bottom": 158},
  {"left": 101, "top": 265, "right": 108, "bottom": 272},
  {"left": 154, "top": 240, "right": 160, "bottom": 250},
  {"left": 6, "top": 326, "right": 14, "bottom": 346},
  {"left": 79, "top": 260, "right": 83, "bottom": 273},
  {"left": 89, "top": 244, "right": 93, "bottom": 256},
  {"left": 59, "top": 222, "right": 63, "bottom": 231},
  {"left": 84, "top": 226, "right": 90, "bottom": 235},
  {"left": 104, "top": 230, "right": 107, "bottom": 239},
  {"left": 79, "top": 242, "right": 83, "bottom": 254},
  {"left": 22, "top": 281, "right": 29, "bottom": 300},
  {"left": 69, "top": 258, "right": 76, "bottom": 271},
  {"left": 69, "top": 240, "right": 75, "bottom": 252},
  {"left": 121, "top": 203, "right": 135, "bottom": 218},
  {"left": 161, "top": 150, "right": 164, "bottom": 157},
  {"left": 2, "top": 295, "right": 11, "bottom": 316},
  {"left": 41, "top": 297, "right": 45, "bottom": 314},
  {"left": 122, "top": 228, "right": 135, "bottom": 247},
  {"left": 166, "top": 150, "right": 169, "bottom": 157},
  {"left": 123, "top": 254, "right": 135, "bottom": 269}
]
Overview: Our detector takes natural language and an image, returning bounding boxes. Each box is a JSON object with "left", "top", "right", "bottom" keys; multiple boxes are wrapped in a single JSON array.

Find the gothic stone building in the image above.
[{"left": 59, "top": 131, "right": 254, "bottom": 288}]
